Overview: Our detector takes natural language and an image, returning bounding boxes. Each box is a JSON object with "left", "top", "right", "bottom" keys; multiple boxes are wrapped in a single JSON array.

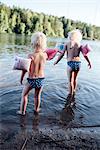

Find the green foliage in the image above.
[{"left": 0, "top": 2, "right": 100, "bottom": 40}]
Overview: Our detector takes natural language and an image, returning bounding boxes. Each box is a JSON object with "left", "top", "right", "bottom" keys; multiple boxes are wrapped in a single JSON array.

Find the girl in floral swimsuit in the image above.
[
  {"left": 17, "top": 32, "right": 47, "bottom": 115},
  {"left": 54, "top": 29, "right": 91, "bottom": 97}
]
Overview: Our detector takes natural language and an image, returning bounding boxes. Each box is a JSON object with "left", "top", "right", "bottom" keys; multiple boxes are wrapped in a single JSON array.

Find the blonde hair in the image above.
[
  {"left": 31, "top": 32, "right": 47, "bottom": 50},
  {"left": 68, "top": 29, "right": 82, "bottom": 44}
]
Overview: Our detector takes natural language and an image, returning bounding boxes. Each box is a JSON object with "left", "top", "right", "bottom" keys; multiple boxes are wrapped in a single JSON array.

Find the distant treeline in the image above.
[{"left": 0, "top": 3, "right": 100, "bottom": 40}]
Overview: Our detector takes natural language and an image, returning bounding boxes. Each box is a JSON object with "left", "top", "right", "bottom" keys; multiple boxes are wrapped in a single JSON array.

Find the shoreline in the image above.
[{"left": 1, "top": 124, "right": 100, "bottom": 150}]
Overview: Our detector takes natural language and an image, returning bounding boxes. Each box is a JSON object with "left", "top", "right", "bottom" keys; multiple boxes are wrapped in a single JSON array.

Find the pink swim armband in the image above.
[
  {"left": 80, "top": 44, "right": 92, "bottom": 56},
  {"left": 45, "top": 44, "right": 66, "bottom": 60},
  {"left": 45, "top": 48, "right": 58, "bottom": 60}
]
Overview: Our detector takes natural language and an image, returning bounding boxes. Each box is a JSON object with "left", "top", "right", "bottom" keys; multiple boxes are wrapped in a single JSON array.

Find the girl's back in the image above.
[
  {"left": 29, "top": 52, "right": 47, "bottom": 78},
  {"left": 66, "top": 42, "right": 81, "bottom": 61}
]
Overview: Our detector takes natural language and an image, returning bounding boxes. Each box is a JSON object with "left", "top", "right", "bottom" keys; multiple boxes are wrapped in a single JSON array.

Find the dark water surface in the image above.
[{"left": 0, "top": 34, "right": 100, "bottom": 134}]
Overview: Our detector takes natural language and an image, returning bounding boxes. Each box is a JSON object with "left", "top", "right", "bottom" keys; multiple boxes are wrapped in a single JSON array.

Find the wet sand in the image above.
[
  {"left": 0, "top": 106, "right": 100, "bottom": 150},
  {"left": 0, "top": 124, "right": 100, "bottom": 150}
]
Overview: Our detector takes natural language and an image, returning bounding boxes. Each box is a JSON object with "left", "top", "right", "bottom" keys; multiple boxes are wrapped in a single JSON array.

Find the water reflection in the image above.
[
  {"left": 0, "top": 34, "right": 30, "bottom": 46},
  {"left": 19, "top": 115, "right": 27, "bottom": 130},
  {"left": 32, "top": 113, "right": 40, "bottom": 131},
  {"left": 0, "top": 33, "right": 57, "bottom": 50},
  {"left": 60, "top": 94, "right": 75, "bottom": 125},
  {"left": 19, "top": 113, "right": 40, "bottom": 132}
]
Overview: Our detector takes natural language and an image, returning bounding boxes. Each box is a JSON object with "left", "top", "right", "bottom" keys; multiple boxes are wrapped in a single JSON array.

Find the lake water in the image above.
[{"left": 0, "top": 34, "right": 100, "bottom": 133}]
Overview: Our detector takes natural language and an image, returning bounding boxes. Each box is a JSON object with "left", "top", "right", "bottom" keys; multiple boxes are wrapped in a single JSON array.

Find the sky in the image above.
[{"left": 1, "top": 0, "right": 100, "bottom": 26}]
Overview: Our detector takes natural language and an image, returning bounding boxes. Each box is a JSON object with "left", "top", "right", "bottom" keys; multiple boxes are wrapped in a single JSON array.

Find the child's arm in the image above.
[
  {"left": 84, "top": 55, "right": 91, "bottom": 69},
  {"left": 54, "top": 50, "right": 66, "bottom": 65},
  {"left": 20, "top": 70, "right": 27, "bottom": 84}
]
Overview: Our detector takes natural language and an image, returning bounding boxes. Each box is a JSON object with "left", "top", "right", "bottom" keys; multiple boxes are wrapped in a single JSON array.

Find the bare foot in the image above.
[
  {"left": 34, "top": 110, "right": 39, "bottom": 115},
  {"left": 16, "top": 110, "right": 25, "bottom": 116},
  {"left": 34, "top": 109, "right": 41, "bottom": 115}
]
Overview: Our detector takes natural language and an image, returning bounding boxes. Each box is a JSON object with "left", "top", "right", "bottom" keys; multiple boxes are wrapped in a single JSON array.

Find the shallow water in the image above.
[{"left": 0, "top": 34, "right": 100, "bottom": 134}]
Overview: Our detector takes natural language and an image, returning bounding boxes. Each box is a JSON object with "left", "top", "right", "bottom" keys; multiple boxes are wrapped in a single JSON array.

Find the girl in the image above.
[
  {"left": 54, "top": 29, "right": 91, "bottom": 98},
  {"left": 17, "top": 32, "right": 47, "bottom": 115}
]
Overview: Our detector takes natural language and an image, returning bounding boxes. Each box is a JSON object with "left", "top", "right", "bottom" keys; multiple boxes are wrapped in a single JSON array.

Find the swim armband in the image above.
[
  {"left": 55, "top": 43, "right": 66, "bottom": 54},
  {"left": 80, "top": 44, "right": 92, "bottom": 56},
  {"left": 45, "top": 48, "right": 58, "bottom": 60},
  {"left": 13, "top": 56, "right": 31, "bottom": 72}
]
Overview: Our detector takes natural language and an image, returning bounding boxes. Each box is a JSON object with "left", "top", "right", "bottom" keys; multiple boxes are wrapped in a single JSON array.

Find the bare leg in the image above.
[
  {"left": 67, "top": 66, "right": 73, "bottom": 95},
  {"left": 34, "top": 87, "right": 42, "bottom": 113},
  {"left": 18, "top": 84, "right": 32, "bottom": 115},
  {"left": 73, "top": 70, "right": 79, "bottom": 93}
]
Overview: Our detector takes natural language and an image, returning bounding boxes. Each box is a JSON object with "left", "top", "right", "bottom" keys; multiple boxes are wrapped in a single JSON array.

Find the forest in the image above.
[{"left": 0, "top": 3, "right": 100, "bottom": 40}]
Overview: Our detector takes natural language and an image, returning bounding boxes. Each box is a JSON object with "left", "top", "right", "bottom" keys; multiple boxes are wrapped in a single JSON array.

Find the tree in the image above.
[
  {"left": 86, "top": 25, "right": 93, "bottom": 40},
  {"left": 0, "top": 3, "right": 100, "bottom": 40},
  {"left": 53, "top": 18, "right": 64, "bottom": 37}
]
